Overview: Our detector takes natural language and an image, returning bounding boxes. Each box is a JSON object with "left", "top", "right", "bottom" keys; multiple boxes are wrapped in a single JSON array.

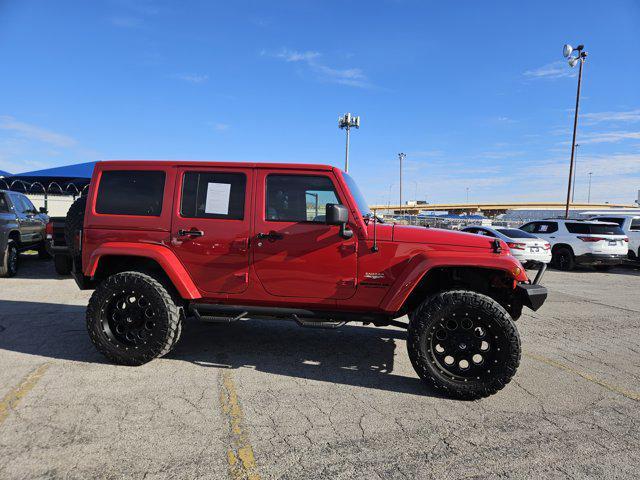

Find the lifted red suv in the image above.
[{"left": 67, "top": 161, "right": 546, "bottom": 399}]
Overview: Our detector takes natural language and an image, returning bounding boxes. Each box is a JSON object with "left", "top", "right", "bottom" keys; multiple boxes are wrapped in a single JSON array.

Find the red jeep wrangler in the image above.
[{"left": 66, "top": 161, "right": 546, "bottom": 399}]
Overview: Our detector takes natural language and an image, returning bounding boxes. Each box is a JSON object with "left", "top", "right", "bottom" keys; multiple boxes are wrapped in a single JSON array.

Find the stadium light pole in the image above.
[
  {"left": 587, "top": 171, "right": 593, "bottom": 203},
  {"left": 571, "top": 144, "right": 580, "bottom": 203},
  {"left": 398, "top": 153, "right": 406, "bottom": 216},
  {"left": 563, "top": 43, "right": 588, "bottom": 218},
  {"left": 338, "top": 113, "right": 360, "bottom": 173}
]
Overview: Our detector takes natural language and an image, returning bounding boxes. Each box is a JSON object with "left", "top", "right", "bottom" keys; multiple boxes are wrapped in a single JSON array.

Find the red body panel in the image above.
[{"left": 82, "top": 161, "right": 529, "bottom": 315}]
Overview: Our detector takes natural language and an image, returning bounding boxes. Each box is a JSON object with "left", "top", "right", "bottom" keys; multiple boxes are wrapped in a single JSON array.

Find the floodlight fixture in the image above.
[{"left": 563, "top": 44, "right": 573, "bottom": 58}]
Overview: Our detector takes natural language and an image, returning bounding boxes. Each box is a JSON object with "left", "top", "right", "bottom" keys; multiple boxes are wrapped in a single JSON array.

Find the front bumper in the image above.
[
  {"left": 516, "top": 263, "right": 547, "bottom": 311},
  {"left": 575, "top": 253, "right": 626, "bottom": 266}
]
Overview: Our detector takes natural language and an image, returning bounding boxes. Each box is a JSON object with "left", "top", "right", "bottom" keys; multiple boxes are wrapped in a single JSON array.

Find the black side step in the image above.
[{"left": 189, "top": 303, "right": 392, "bottom": 325}]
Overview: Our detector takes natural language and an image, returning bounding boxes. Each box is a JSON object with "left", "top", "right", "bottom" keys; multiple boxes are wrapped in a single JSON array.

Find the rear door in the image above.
[
  {"left": 170, "top": 167, "right": 252, "bottom": 295},
  {"left": 9, "top": 193, "right": 41, "bottom": 244}
]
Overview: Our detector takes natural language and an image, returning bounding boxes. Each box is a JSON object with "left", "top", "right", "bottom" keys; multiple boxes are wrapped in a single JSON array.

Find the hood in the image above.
[{"left": 392, "top": 224, "right": 504, "bottom": 250}]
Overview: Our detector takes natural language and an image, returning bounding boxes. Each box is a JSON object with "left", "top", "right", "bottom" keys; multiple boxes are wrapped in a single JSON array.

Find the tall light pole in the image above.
[
  {"left": 571, "top": 144, "right": 580, "bottom": 203},
  {"left": 398, "top": 153, "right": 406, "bottom": 216},
  {"left": 563, "top": 43, "right": 588, "bottom": 218},
  {"left": 587, "top": 171, "right": 593, "bottom": 203},
  {"left": 338, "top": 113, "right": 360, "bottom": 173}
]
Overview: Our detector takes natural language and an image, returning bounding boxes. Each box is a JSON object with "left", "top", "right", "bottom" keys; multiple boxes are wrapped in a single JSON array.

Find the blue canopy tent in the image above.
[
  {"left": 0, "top": 170, "right": 11, "bottom": 177},
  {"left": 1, "top": 161, "right": 96, "bottom": 193}
]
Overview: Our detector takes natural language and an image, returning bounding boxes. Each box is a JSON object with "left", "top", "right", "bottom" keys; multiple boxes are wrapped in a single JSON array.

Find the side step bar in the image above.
[{"left": 189, "top": 303, "right": 393, "bottom": 326}]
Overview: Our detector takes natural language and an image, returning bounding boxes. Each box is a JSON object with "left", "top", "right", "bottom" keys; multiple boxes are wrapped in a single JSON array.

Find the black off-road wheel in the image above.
[
  {"left": 408, "top": 290, "right": 521, "bottom": 400},
  {"left": 64, "top": 195, "right": 87, "bottom": 261},
  {"left": 86, "top": 271, "right": 184, "bottom": 365},
  {"left": 551, "top": 246, "right": 575, "bottom": 271},
  {"left": 0, "top": 240, "right": 18, "bottom": 278}
]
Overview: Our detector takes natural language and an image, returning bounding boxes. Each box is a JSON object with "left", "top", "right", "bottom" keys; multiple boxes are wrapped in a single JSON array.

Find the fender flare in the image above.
[
  {"left": 379, "top": 252, "right": 525, "bottom": 313},
  {"left": 86, "top": 242, "right": 201, "bottom": 299}
]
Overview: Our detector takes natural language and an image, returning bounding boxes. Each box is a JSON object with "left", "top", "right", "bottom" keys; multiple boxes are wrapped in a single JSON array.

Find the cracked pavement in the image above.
[{"left": 1, "top": 254, "right": 639, "bottom": 479}]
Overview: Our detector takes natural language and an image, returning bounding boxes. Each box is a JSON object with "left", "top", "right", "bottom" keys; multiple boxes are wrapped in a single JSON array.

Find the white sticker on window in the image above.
[
  {"left": 539, "top": 224, "right": 548, "bottom": 232},
  {"left": 205, "top": 183, "right": 231, "bottom": 215}
]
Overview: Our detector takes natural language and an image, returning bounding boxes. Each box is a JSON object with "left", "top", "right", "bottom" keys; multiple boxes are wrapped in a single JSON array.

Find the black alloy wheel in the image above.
[{"left": 408, "top": 290, "right": 520, "bottom": 400}]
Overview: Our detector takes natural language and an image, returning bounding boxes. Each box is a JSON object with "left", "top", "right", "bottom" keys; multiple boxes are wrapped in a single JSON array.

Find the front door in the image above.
[
  {"left": 252, "top": 171, "right": 358, "bottom": 300},
  {"left": 170, "top": 167, "right": 252, "bottom": 295}
]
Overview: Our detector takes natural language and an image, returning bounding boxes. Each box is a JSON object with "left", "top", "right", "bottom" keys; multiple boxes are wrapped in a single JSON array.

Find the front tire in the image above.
[
  {"left": 408, "top": 290, "right": 521, "bottom": 400},
  {"left": 0, "top": 240, "right": 18, "bottom": 277},
  {"left": 86, "top": 271, "right": 184, "bottom": 365}
]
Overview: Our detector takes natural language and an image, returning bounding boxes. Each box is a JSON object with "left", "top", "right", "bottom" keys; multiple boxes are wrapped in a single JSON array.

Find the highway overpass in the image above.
[{"left": 370, "top": 202, "right": 640, "bottom": 216}]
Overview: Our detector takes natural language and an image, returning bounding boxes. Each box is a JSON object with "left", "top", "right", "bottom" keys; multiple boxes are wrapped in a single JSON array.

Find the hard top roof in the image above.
[{"left": 94, "top": 160, "right": 338, "bottom": 172}]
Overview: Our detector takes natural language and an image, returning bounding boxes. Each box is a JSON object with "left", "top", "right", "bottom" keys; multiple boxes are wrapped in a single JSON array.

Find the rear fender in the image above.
[
  {"left": 379, "top": 252, "right": 527, "bottom": 313},
  {"left": 86, "top": 242, "right": 201, "bottom": 299}
]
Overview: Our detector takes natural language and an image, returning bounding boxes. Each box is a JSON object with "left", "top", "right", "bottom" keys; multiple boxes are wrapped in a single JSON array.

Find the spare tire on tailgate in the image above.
[{"left": 64, "top": 195, "right": 87, "bottom": 263}]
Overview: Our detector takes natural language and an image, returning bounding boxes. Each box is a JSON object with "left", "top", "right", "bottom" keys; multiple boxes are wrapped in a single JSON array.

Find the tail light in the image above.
[
  {"left": 543, "top": 243, "right": 551, "bottom": 250},
  {"left": 577, "top": 236, "right": 606, "bottom": 242},
  {"left": 507, "top": 242, "right": 526, "bottom": 250},
  {"left": 45, "top": 222, "right": 54, "bottom": 240},
  {"left": 624, "top": 237, "right": 629, "bottom": 243}
]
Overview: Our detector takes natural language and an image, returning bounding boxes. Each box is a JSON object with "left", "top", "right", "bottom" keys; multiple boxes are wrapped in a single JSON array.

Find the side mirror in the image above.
[
  {"left": 325, "top": 204, "right": 348, "bottom": 225},
  {"left": 325, "top": 204, "right": 353, "bottom": 239},
  {"left": 39, "top": 207, "right": 48, "bottom": 214}
]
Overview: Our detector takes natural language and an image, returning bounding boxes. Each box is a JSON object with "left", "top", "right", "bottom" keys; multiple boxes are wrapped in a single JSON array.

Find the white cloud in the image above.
[
  {"left": 523, "top": 61, "right": 577, "bottom": 80},
  {"left": 582, "top": 109, "right": 640, "bottom": 124},
  {"left": 0, "top": 116, "right": 77, "bottom": 148},
  {"left": 174, "top": 74, "right": 209, "bottom": 84},
  {"left": 579, "top": 131, "right": 640, "bottom": 144},
  {"left": 264, "top": 48, "right": 371, "bottom": 88}
]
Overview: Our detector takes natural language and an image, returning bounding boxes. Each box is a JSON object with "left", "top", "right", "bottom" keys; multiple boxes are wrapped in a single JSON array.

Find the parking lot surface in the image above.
[{"left": 1, "top": 254, "right": 639, "bottom": 479}]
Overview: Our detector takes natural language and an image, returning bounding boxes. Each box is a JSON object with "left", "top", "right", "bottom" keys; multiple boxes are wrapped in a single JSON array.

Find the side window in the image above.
[
  {"left": 597, "top": 217, "right": 624, "bottom": 227},
  {"left": 21, "top": 196, "right": 36, "bottom": 213},
  {"left": 535, "top": 222, "right": 558, "bottom": 234},
  {"left": 180, "top": 172, "right": 246, "bottom": 220},
  {"left": 96, "top": 170, "right": 166, "bottom": 216},
  {"left": 266, "top": 175, "right": 340, "bottom": 223},
  {"left": 9, "top": 193, "right": 26, "bottom": 214},
  {"left": 0, "top": 194, "right": 9, "bottom": 213},
  {"left": 520, "top": 223, "right": 536, "bottom": 233},
  {"left": 566, "top": 223, "right": 589, "bottom": 234},
  {"left": 630, "top": 219, "right": 640, "bottom": 231}
]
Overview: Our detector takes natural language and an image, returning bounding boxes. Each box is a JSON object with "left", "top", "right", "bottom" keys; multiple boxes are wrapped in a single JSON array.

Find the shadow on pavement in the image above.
[{"left": 0, "top": 299, "right": 438, "bottom": 397}]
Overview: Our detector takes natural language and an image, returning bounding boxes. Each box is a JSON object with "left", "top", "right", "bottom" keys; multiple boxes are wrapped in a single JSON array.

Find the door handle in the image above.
[
  {"left": 256, "top": 231, "right": 284, "bottom": 242},
  {"left": 178, "top": 228, "right": 204, "bottom": 237}
]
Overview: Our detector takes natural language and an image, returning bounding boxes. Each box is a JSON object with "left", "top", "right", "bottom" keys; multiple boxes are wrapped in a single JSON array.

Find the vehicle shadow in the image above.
[
  {"left": 10, "top": 253, "right": 65, "bottom": 280},
  {"left": 0, "top": 299, "right": 440, "bottom": 398}
]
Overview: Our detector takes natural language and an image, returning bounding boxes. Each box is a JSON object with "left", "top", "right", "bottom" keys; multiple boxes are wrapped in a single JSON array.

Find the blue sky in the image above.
[{"left": 0, "top": 0, "right": 639, "bottom": 204}]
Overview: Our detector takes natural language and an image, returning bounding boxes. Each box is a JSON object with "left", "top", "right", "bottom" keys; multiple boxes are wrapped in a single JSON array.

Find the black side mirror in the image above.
[
  {"left": 39, "top": 207, "right": 48, "bottom": 214},
  {"left": 325, "top": 204, "right": 353, "bottom": 239},
  {"left": 325, "top": 204, "right": 348, "bottom": 225}
]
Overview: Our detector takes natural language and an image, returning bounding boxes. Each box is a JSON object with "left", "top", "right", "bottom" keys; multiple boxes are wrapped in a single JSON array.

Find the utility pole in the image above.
[
  {"left": 398, "top": 153, "right": 405, "bottom": 216},
  {"left": 563, "top": 43, "right": 588, "bottom": 219},
  {"left": 338, "top": 113, "right": 360, "bottom": 173},
  {"left": 587, "top": 172, "right": 593, "bottom": 203},
  {"left": 571, "top": 144, "right": 580, "bottom": 203}
]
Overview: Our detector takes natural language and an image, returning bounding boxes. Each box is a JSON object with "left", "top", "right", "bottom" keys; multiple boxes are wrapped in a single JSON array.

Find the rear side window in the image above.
[
  {"left": 497, "top": 228, "right": 537, "bottom": 239},
  {"left": 0, "top": 194, "right": 9, "bottom": 213},
  {"left": 595, "top": 217, "right": 624, "bottom": 227},
  {"left": 521, "top": 222, "right": 558, "bottom": 234},
  {"left": 266, "top": 175, "right": 340, "bottom": 223},
  {"left": 180, "top": 172, "right": 246, "bottom": 220},
  {"left": 631, "top": 219, "right": 640, "bottom": 231},
  {"left": 567, "top": 222, "right": 624, "bottom": 235},
  {"left": 96, "top": 170, "right": 166, "bottom": 216}
]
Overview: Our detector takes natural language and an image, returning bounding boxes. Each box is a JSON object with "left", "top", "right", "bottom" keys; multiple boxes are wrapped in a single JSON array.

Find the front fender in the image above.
[
  {"left": 379, "top": 251, "right": 527, "bottom": 313},
  {"left": 86, "top": 242, "right": 201, "bottom": 300}
]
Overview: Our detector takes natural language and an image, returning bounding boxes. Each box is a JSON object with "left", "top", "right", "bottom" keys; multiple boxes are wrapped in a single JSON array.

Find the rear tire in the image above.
[
  {"left": 86, "top": 271, "right": 184, "bottom": 365},
  {"left": 0, "top": 240, "right": 18, "bottom": 277},
  {"left": 54, "top": 254, "right": 73, "bottom": 275},
  {"left": 407, "top": 290, "right": 521, "bottom": 400},
  {"left": 552, "top": 246, "right": 575, "bottom": 271}
]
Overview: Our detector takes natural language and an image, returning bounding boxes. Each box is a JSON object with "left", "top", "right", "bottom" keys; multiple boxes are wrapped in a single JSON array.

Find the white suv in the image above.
[
  {"left": 588, "top": 215, "right": 640, "bottom": 261},
  {"left": 519, "top": 219, "right": 628, "bottom": 271}
]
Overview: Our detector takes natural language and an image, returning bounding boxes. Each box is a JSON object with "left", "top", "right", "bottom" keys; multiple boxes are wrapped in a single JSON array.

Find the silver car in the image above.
[{"left": 462, "top": 226, "right": 552, "bottom": 267}]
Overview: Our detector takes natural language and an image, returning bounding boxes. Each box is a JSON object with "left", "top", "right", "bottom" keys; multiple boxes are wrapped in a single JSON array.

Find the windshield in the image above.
[{"left": 342, "top": 173, "right": 371, "bottom": 217}]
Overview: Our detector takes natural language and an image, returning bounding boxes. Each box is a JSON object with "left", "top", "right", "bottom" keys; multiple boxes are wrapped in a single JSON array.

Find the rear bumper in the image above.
[{"left": 575, "top": 253, "right": 626, "bottom": 266}]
